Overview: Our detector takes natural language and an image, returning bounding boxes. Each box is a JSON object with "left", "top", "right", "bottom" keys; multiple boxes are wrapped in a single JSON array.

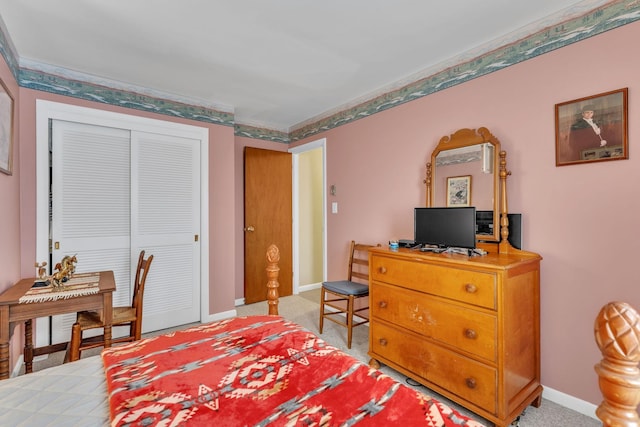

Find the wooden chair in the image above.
[
  {"left": 66, "top": 251, "right": 153, "bottom": 362},
  {"left": 319, "top": 241, "right": 378, "bottom": 348}
]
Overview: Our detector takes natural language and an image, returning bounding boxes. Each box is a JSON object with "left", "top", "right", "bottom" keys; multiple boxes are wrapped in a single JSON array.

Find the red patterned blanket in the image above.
[{"left": 102, "top": 315, "right": 485, "bottom": 426}]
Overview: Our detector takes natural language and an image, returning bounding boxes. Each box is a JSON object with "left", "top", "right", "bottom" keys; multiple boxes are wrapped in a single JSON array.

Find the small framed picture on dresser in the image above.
[{"left": 446, "top": 175, "right": 471, "bottom": 207}]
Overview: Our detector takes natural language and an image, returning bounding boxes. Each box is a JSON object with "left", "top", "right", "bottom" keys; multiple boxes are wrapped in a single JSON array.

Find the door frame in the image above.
[
  {"left": 35, "top": 99, "right": 210, "bottom": 346},
  {"left": 289, "top": 138, "right": 327, "bottom": 293}
]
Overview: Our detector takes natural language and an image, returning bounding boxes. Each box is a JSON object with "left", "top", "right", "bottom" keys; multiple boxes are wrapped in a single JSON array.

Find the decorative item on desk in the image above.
[
  {"left": 51, "top": 255, "right": 78, "bottom": 288},
  {"left": 32, "top": 261, "right": 49, "bottom": 287},
  {"left": 34, "top": 261, "right": 47, "bottom": 280},
  {"left": 389, "top": 240, "right": 399, "bottom": 250}
]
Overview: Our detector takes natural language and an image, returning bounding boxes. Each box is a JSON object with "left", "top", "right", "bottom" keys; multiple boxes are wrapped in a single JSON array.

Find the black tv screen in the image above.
[{"left": 414, "top": 207, "right": 476, "bottom": 249}]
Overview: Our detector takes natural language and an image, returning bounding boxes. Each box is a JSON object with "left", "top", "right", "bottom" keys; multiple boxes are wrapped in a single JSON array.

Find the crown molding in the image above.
[
  {"left": 289, "top": 1, "right": 640, "bottom": 142},
  {"left": 0, "top": 1, "right": 638, "bottom": 143}
]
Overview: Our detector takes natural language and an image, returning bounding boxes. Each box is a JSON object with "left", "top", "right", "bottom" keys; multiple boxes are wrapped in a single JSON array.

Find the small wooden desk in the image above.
[{"left": 0, "top": 271, "right": 115, "bottom": 379}]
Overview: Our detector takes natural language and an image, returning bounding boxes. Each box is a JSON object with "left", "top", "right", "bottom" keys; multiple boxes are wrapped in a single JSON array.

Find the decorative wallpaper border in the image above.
[
  {"left": 19, "top": 68, "right": 235, "bottom": 128},
  {"left": 289, "top": 0, "right": 640, "bottom": 142},
  {"left": 0, "top": 1, "right": 639, "bottom": 144},
  {"left": 234, "top": 124, "right": 290, "bottom": 144}
]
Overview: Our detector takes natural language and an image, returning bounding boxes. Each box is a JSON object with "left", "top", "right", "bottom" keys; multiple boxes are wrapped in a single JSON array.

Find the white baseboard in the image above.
[
  {"left": 542, "top": 385, "right": 598, "bottom": 420},
  {"left": 202, "top": 309, "right": 236, "bottom": 324},
  {"left": 11, "top": 354, "right": 24, "bottom": 378},
  {"left": 299, "top": 283, "right": 322, "bottom": 292},
  {"left": 234, "top": 283, "right": 320, "bottom": 308}
]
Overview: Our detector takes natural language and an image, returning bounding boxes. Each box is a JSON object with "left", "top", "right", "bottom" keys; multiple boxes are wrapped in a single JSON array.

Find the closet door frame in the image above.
[{"left": 35, "top": 99, "right": 210, "bottom": 346}]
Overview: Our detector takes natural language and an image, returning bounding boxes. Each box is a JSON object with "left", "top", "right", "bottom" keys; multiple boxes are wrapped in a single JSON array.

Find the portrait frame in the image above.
[
  {"left": 0, "top": 77, "right": 14, "bottom": 175},
  {"left": 555, "top": 88, "right": 628, "bottom": 166},
  {"left": 446, "top": 175, "right": 471, "bottom": 207}
]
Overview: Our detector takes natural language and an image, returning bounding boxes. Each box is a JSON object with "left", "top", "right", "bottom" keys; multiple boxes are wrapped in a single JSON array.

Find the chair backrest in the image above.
[
  {"left": 346, "top": 241, "right": 379, "bottom": 283},
  {"left": 131, "top": 250, "right": 153, "bottom": 337}
]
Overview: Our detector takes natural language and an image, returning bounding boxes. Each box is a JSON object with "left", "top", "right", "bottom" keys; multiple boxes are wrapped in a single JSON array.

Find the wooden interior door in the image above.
[{"left": 244, "top": 147, "right": 292, "bottom": 303}]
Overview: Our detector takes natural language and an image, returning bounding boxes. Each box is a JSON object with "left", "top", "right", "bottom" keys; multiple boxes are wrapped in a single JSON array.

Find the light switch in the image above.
[{"left": 332, "top": 202, "right": 338, "bottom": 214}]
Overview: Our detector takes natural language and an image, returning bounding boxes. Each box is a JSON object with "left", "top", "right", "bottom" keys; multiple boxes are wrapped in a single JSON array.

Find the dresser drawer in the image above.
[
  {"left": 371, "top": 282, "right": 496, "bottom": 361},
  {"left": 370, "top": 321, "right": 497, "bottom": 413},
  {"left": 370, "top": 254, "right": 496, "bottom": 309}
]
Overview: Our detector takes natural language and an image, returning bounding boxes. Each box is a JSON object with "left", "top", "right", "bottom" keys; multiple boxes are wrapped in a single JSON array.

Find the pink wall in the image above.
[
  {"left": 0, "top": 54, "right": 22, "bottom": 368},
  {"left": 293, "top": 21, "right": 640, "bottom": 405},
  {"left": 16, "top": 89, "right": 237, "bottom": 319},
  {"left": 1, "top": 14, "right": 637, "bottom": 407}
]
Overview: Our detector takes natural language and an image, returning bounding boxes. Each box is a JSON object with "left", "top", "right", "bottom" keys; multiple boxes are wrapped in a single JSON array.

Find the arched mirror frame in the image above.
[{"left": 425, "top": 127, "right": 515, "bottom": 253}]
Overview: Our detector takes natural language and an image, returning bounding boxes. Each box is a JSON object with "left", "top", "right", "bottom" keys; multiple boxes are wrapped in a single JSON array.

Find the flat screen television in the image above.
[{"left": 414, "top": 207, "right": 476, "bottom": 249}]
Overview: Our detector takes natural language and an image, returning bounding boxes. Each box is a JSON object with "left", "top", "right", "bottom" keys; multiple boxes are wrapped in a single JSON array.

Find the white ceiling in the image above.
[{"left": 0, "top": 1, "right": 608, "bottom": 132}]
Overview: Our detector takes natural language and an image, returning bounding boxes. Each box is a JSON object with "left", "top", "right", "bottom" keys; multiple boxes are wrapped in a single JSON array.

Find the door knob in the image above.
[{"left": 244, "top": 226, "right": 255, "bottom": 232}]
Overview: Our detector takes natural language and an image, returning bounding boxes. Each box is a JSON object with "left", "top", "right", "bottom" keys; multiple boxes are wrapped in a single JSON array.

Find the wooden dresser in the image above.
[{"left": 368, "top": 246, "right": 542, "bottom": 427}]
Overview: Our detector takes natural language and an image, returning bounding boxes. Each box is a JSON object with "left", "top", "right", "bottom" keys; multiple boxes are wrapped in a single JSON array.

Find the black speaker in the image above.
[
  {"left": 477, "top": 213, "right": 523, "bottom": 249},
  {"left": 507, "top": 213, "right": 522, "bottom": 249}
]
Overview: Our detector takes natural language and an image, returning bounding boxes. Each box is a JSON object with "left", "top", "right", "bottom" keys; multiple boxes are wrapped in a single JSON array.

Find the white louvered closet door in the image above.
[
  {"left": 50, "top": 121, "right": 132, "bottom": 343},
  {"left": 49, "top": 121, "right": 201, "bottom": 344},
  {"left": 131, "top": 131, "right": 200, "bottom": 332}
]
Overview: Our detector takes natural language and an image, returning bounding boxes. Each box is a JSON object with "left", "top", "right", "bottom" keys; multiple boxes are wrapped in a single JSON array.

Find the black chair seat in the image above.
[{"left": 322, "top": 280, "right": 369, "bottom": 296}]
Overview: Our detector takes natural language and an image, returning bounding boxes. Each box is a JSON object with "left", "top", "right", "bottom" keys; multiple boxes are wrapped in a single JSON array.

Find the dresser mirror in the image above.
[{"left": 425, "top": 127, "right": 501, "bottom": 243}]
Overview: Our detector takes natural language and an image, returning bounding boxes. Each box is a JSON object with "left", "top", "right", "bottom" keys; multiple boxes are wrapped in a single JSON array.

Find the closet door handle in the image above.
[{"left": 244, "top": 225, "right": 255, "bottom": 232}]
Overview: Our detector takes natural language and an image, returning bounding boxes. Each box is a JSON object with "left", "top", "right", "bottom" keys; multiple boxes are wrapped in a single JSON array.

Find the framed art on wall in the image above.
[
  {"left": 0, "top": 78, "right": 14, "bottom": 175},
  {"left": 446, "top": 175, "right": 471, "bottom": 207},
  {"left": 555, "top": 88, "right": 628, "bottom": 166}
]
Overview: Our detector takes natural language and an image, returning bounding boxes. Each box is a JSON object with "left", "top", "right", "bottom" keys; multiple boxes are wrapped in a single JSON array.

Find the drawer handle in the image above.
[
  {"left": 464, "top": 283, "right": 477, "bottom": 294},
  {"left": 379, "top": 338, "right": 388, "bottom": 347},
  {"left": 465, "top": 377, "right": 477, "bottom": 389},
  {"left": 378, "top": 300, "right": 388, "bottom": 309},
  {"left": 378, "top": 266, "right": 387, "bottom": 274},
  {"left": 464, "top": 328, "right": 477, "bottom": 340}
]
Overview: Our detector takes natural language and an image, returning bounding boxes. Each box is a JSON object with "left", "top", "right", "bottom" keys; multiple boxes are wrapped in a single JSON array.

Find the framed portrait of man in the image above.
[
  {"left": 0, "top": 78, "right": 14, "bottom": 175},
  {"left": 555, "top": 88, "right": 628, "bottom": 166}
]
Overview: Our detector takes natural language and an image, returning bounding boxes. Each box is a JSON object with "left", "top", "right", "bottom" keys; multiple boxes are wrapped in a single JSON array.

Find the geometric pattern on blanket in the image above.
[{"left": 102, "top": 315, "right": 486, "bottom": 426}]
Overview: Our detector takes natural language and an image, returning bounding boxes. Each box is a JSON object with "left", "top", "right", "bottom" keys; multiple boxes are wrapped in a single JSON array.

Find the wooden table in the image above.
[{"left": 0, "top": 271, "right": 115, "bottom": 379}]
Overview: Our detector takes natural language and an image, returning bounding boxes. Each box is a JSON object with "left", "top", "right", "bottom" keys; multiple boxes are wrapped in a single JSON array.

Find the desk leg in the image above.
[
  {"left": 24, "top": 320, "right": 33, "bottom": 374},
  {"left": 103, "top": 291, "right": 113, "bottom": 349},
  {"left": 0, "top": 306, "right": 9, "bottom": 379},
  {"left": 104, "top": 325, "right": 112, "bottom": 349}
]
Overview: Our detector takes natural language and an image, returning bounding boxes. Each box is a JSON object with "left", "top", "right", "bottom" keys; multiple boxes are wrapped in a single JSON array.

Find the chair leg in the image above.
[
  {"left": 347, "top": 295, "right": 354, "bottom": 349},
  {"left": 67, "top": 322, "right": 82, "bottom": 362},
  {"left": 319, "top": 288, "right": 325, "bottom": 333}
]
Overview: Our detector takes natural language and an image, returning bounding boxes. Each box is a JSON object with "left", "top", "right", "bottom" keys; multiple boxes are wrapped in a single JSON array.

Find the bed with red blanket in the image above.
[
  {"left": 102, "top": 314, "right": 484, "bottom": 426},
  {"left": 0, "top": 245, "right": 486, "bottom": 426}
]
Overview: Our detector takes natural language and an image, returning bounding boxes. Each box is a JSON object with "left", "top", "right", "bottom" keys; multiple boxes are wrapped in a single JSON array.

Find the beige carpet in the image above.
[
  {"left": 237, "top": 288, "right": 600, "bottom": 427},
  {"left": 25, "top": 289, "right": 599, "bottom": 426}
]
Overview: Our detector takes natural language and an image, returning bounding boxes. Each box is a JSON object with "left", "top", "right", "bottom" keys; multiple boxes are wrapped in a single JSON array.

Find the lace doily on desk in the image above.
[{"left": 19, "top": 272, "right": 101, "bottom": 304}]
